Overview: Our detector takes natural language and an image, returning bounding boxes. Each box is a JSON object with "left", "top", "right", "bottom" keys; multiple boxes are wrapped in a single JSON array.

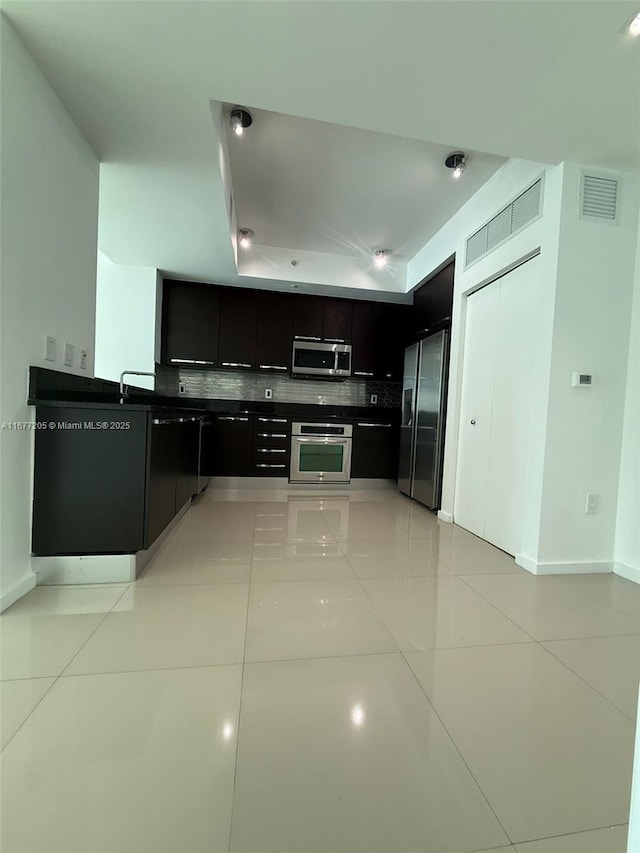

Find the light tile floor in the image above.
[{"left": 1, "top": 485, "right": 638, "bottom": 853}]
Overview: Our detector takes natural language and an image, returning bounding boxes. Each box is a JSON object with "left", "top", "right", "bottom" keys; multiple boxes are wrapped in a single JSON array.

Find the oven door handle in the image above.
[{"left": 294, "top": 438, "right": 349, "bottom": 444}]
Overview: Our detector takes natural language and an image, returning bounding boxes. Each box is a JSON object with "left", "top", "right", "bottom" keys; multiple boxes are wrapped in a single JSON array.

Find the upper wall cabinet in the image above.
[
  {"left": 162, "top": 280, "right": 220, "bottom": 367},
  {"left": 410, "top": 262, "right": 455, "bottom": 339},
  {"left": 322, "top": 298, "right": 353, "bottom": 343},
  {"left": 352, "top": 302, "right": 408, "bottom": 381},
  {"left": 293, "top": 294, "right": 324, "bottom": 340},
  {"left": 218, "top": 288, "right": 258, "bottom": 370},
  {"left": 293, "top": 294, "right": 353, "bottom": 342},
  {"left": 256, "top": 291, "right": 294, "bottom": 372}
]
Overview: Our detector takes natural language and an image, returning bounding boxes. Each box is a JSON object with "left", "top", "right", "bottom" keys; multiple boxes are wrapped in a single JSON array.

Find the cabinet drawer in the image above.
[
  {"left": 252, "top": 460, "right": 290, "bottom": 476},
  {"left": 253, "top": 446, "right": 290, "bottom": 464},
  {"left": 253, "top": 430, "right": 289, "bottom": 446},
  {"left": 254, "top": 416, "right": 291, "bottom": 433}
]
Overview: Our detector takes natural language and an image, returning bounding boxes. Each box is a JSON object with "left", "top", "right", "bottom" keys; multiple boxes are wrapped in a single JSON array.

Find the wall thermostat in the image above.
[{"left": 571, "top": 372, "right": 592, "bottom": 387}]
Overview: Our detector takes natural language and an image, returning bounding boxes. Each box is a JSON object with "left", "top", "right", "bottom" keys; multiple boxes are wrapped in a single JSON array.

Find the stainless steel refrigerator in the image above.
[{"left": 398, "top": 330, "right": 449, "bottom": 509}]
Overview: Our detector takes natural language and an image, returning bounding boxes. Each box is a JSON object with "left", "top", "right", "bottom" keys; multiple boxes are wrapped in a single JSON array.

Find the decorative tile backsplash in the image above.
[{"left": 156, "top": 365, "right": 401, "bottom": 409}]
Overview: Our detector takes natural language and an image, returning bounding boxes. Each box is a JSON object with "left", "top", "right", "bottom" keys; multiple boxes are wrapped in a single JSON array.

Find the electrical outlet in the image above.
[
  {"left": 63, "top": 342, "right": 74, "bottom": 367},
  {"left": 585, "top": 493, "right": 598, "bottom": 514},
  {"left": 179, "top": 383, "right": 186, "bottom": 395},
  {"left": 79, "top": 349, "right": 88, "bottom": 370},
  {"left": 45, "top": 336, "right": 56, "bottom": 362},
  {"left": 265, "top": 388, "right": 273, "bottom": 400},
  {"left": 370, "top": 394, "right": 378, "bottom": 405}
]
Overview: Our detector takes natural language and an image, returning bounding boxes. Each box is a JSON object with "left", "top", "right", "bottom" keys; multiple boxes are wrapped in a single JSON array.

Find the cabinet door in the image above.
[
  {"left": 351, "top": 301, "right": 383, "bottom": 378},
  {"left": 380, "top": 305, "right": 411, "bottom": 381},
  {"left": 256, "top": 291, "right": 294, "bottom": 373},
  {"left": 176, "top": 418, "right": 200, "bottom": 509},
  {"left": 146, "top": 419, "right": 179, "bottom": 547},
  {"left": 293, "top": 295, "right": 324, "bottom": 340},
  {"left": 322, "top": 299, "right": 353, "bottom": 342},
  {"left": 351, "top": 422, "right": 398, "bottom": 479},
  {"left": 211, "top": 416, "right": 253, "bottom": 476},
  {"left": 32, "top": 407, "right": 148, "bottom": 555},
  {"left": 162, "top": 280, "right": 220, "bottom": 367},
  {"left": 219, "top": 288, "right": 258, "bottom": 369}
]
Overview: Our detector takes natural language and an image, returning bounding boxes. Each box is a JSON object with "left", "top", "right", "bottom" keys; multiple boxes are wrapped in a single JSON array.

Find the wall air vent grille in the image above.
[
  {"left": 465, "top": 178, "right": 543, "bottom": 268},
  {"left": 580, "top": 174, "right": 618, "bottom": 222}
]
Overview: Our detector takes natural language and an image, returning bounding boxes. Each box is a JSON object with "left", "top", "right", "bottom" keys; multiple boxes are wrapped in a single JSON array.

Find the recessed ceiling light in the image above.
[
  {"left": 374, "top": 249, "right": 389, "bottom": 269},
  {"left": 445, "top": 151, "right": 467, "bottom": 179},
  {"left": 229, "top": 106, "right": 253, "bottom": 137},
  {"left": 238, "top": 228, "right": 254, "bottom": 248},
  {"left": 628, "top": 11, "right": 640, "bottom": 35}
]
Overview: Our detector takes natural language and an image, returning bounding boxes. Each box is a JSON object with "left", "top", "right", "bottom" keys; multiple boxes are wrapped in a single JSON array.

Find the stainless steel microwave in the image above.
[{"left": 291, "top": 340, "right": 352, "bottom": 378}]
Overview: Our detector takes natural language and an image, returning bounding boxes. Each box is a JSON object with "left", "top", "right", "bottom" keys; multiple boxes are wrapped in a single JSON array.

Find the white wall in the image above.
[
  {"left": 537, "top": 164, "right": 640, "bottom": 569},
  {"left": 409, "top": 159, "right": 564, "bottom": 561},
  {"left": 410, "top": 158, "right": 639, "bottom": 577},
  {"left": 614, "top": 217, "right": 640, "bottom": 583},
  {"left": 0, "top": 16, "right": 99, "bottom": 611},
  {"left": 95, "top": 251, "right": 160, "bottom": 390}
]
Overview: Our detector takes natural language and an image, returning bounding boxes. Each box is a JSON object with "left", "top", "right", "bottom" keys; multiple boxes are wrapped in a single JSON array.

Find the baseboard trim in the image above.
[
  {"left": 437, "top": 510, "right": 454, "bottom": 524},
  {"left": 33, "top": 553, "right": 137, "bottom": 585},
  {"left": 32, "top": 502, "right": 192, "bottom": 586},
  {"left": 208, "top": 476, "right": 397, "bottom": 491},
  {"left": 0, "top": 572, "right": 37, "bottom": 612},
  {"left": 134, "top": 502, "right": 190, "bottom": 579},
  {"left": 613, "top": 562, "right": 640, "bottom": 585},
  {"left": 515, "top": 555, "right": 612, "bottom": 575}
]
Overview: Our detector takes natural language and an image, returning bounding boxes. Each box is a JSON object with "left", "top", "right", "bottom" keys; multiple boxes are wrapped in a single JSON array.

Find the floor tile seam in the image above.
[
  {"left": 537, "top": 641, "right": 638, "bottom": 725},
  {"left": 243, "top": 648, "right": 406, "bottom": 667},
  {"left": 0, "top": 672, "right": 61, "bottom": 754},
  {"left": 509, "top": 820, "right": 629, "bottom": 847},
  {"left": 396, "top": 646, "right": 514, "bottom": 846},
  {"left": 455, "top": 574, "right": 539, "bottom": 643},
  {"left": 46, "top": 583, "right": 132, "bottom": 683},
  {"left": 229, "top": 523, "right": 254, "bottom": 853},
  {"left": 343, "top": 561, "right": 406, "bottom": 655},
  {"left": 54, "top": 660, "right": 245, "bottom": 679},
  {"left": 133, "top": 580, "right": 252, "bottom": 589}
]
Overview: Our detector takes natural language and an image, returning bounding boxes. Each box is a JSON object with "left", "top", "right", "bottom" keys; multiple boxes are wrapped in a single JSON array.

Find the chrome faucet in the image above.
[{"left": 119, "top": 371, "right": 155, "bottom": 404}]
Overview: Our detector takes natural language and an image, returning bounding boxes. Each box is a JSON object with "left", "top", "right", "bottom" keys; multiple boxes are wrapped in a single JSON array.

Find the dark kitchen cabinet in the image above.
[
  {"left": 293, "top": 294, "right": 324, "bottom": 340},
  {"left": 351, "top": 421, "right": 399, "bottom": 479},
  {"left": 32, "top": 407, "right": 149, "bottom": 555},
  {"left": 208, "top": 415, "right": 253, "bottom": 476},
  {"left": 252, "top": 416, "right": 291, "bottom": 477},
  {"left": 147, "top": 418, "right": 179, "bottom": 547},
  {"left": 218, "top": 288, "right": 258, "bottom": 369},
  {"left": 352, "top": 302, "right": 408, "bottom": 381},
  {"left": 256, "top": 291, "right": 294, "bottom": 372},
  {"left": 410, "top": 262, "right": 454, "bottom": 338},
  {"left": 162, "top": 280, "right": 220, "bottom": 367},
  {"left": 32, "top": 406, "right": 203, "bottom": 557},
  {"left": 175, "top": 417, "right": 201, "bottom": 510},
  {"left": 322, "top": 299, "right": 353, "bottom": 342}
]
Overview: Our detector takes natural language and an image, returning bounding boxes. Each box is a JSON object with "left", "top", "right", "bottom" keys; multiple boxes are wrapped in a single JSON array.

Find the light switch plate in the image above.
[
  {"left": 79, "top": 349, "right": 88, "bottom": 370},
  {"left": 45, "top": 336, "right": 56, "bottom": 362},
  {"left": 370, "top": 394, "right": 378, "bottom": 405},
  {"left": 63, "top": 342, "right": 74, "bottom": 367}
]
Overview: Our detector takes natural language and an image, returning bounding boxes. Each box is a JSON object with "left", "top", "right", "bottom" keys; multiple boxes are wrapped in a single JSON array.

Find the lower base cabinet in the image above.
[
  {"left": 350, "top": 421, "right": 399, "bottom": 479},
  {"left": 32, "top": 407, "right": 202, "bottom": 556}
]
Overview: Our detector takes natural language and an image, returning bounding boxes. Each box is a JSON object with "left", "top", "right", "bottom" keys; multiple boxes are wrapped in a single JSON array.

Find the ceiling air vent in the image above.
[
  {"left": 580, "top": 174, "right": 618, "bottom": 222},
  {"left": 465, "top": 178, "right": 543, "bottom": 268}
]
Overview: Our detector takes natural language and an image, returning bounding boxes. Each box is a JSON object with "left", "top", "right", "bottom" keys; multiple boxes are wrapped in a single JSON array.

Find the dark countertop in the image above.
[
  {"left": 28, "top": 368, "right": 399, "bottom": 422},
  {"left": 30, "top": 396, "right": 399, "bottom": 421}
]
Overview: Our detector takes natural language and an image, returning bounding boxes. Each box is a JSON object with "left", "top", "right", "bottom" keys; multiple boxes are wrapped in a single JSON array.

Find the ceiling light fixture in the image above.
[
  {"left": 628, "top": 11, "right": 640, "bottom": 35},
  {"left": 229, "top": 106, "right": 253, "bottom": 137},
  {"left": 238, "top": 228, "right": 254, "bottom": 248},
  {"left": 445, "top": 151, "right": 467, "bottom": 179},
  {"left": 374, "top": 249, "right": 389, "bottom": 269}
]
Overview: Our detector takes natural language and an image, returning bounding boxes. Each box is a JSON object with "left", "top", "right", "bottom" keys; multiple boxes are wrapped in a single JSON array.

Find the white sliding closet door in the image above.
[
  {"left": 454, "top": 283, "right": 500, "bottom": 539},
  {"left": 454, "top": 257, "right": 541, "bottom": 555}
]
